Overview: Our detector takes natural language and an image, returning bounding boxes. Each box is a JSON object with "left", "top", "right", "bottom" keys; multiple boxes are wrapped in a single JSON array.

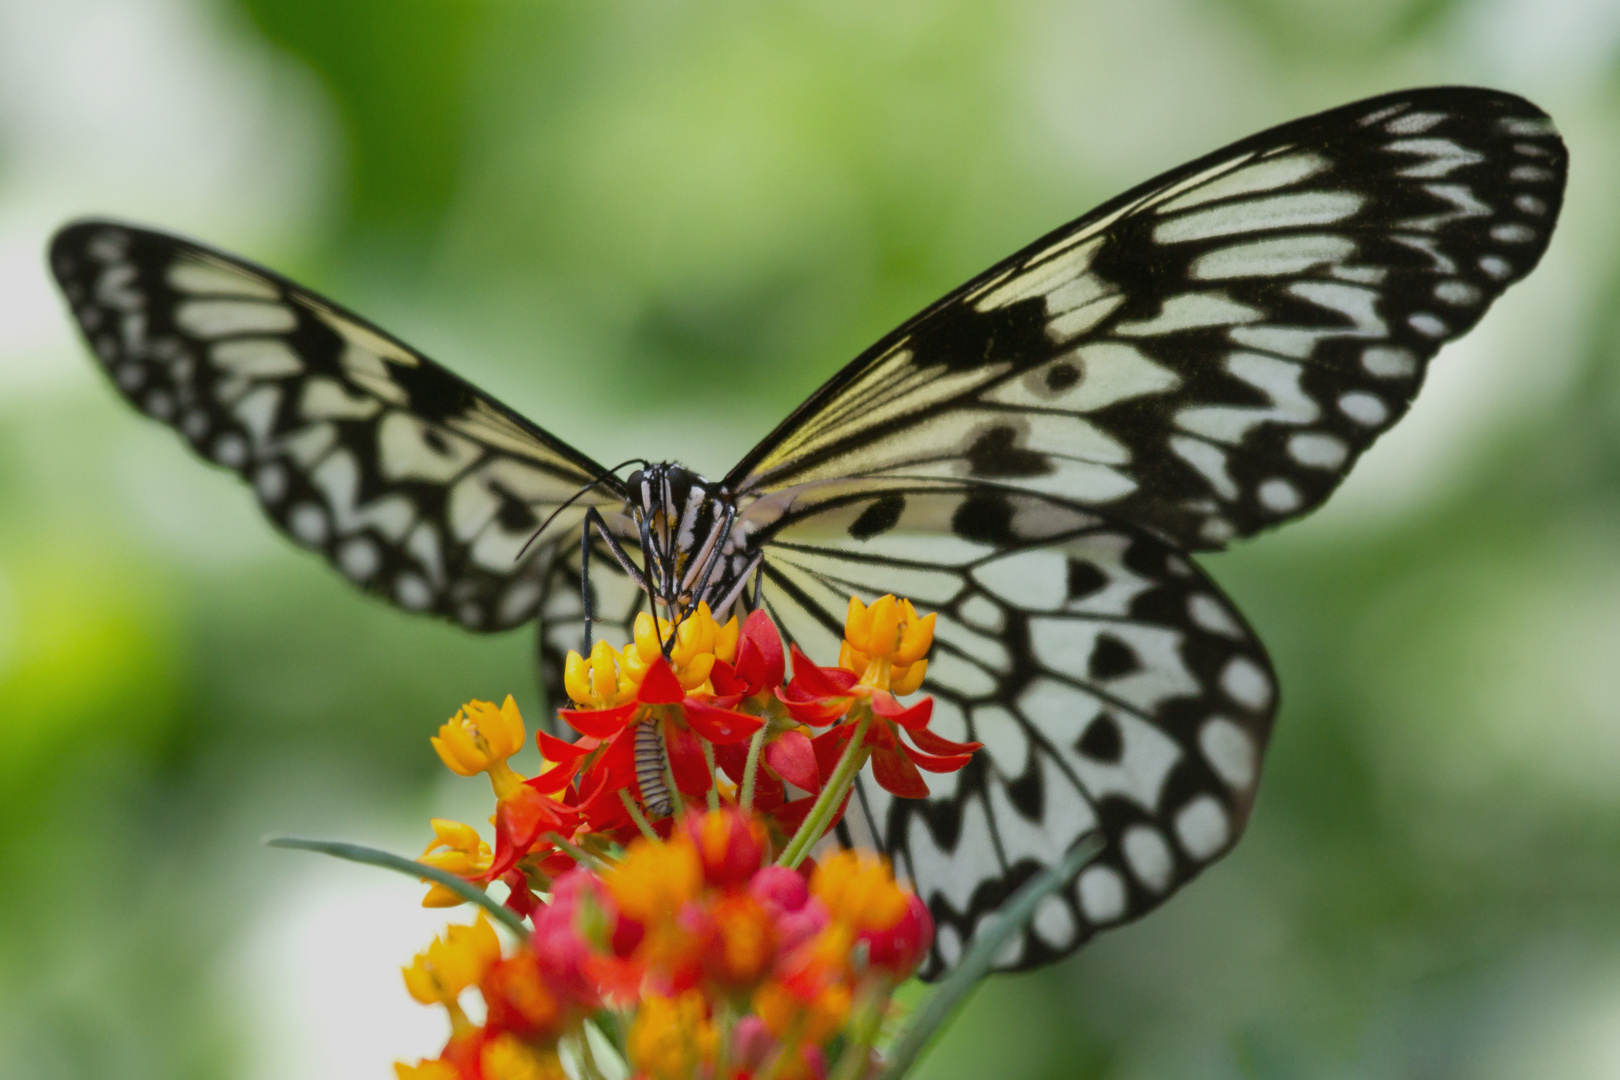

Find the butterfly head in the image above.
[{"left": 625, "top": 463, "right": 751, "bottom": 620}]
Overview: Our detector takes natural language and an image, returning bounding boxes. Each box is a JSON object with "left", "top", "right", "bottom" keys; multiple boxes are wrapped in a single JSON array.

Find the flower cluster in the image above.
[{"left": 395, "top": 594, "right": 980, "bottom": 1080}]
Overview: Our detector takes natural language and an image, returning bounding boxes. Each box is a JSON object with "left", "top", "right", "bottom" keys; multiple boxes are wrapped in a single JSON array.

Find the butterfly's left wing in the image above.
[
  {"left": 50, "top": 220, "right": 628, "bottom": 645},
  {"left": 727, "top": 87, "right": 1565, "bottom": 550},
  {"left": 746, "top": 482, "right": 1274, "bottom": 977}
]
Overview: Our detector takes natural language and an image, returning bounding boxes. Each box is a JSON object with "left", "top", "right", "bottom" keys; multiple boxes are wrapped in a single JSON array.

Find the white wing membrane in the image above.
[
  {"left": 748, "top": 483, "right": 1274, "bottom": 975},
  {"left": 729, "top": 88, "right": 1567, "bottom": 549},
  {"left": 51, "top": 222, "right": 621, "bottom": 633}
]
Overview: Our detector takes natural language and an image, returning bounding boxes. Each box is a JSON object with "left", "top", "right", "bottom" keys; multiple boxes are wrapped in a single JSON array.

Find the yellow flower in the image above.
[
  {"left": 481, "top": 1035, "right": 568, "bottom": 1080},
  {"left": 629, "top": 602, "right": 739, "bottom": 692},
  {"left": 394, "top": 1060, "right": 460, "bottom": 1080},
  {"left": 603, "top": 834, "right": 703, "bottom": 924},
  {"left": 432, "top": 696, "right": 526, "bottom": 788},
  {"left": 752, "top": 979, "right": 852, "bottom": 1043},
  {"left": 627, "top": 991, "right": 718, "bottom": 1080},
  {"left": 563, "top": 638, "right": 641, "bottom": 708},
  {"left": 417, "top": 819, "right": 493, "bottom": 908},
  {"left": 401, "top": 913, "right": 502, "bottom": 1016},
  {"left": 810, "top": 850, "right": 908, "bottom": 934},
  {"left": 840, "top": 595, "right": 934, "bottom": 694}
]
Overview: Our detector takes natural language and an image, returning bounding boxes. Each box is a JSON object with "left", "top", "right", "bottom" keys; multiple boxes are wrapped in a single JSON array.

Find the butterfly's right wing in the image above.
[{"left": 50, "top": 220, "right": 625, "bottom": 635}]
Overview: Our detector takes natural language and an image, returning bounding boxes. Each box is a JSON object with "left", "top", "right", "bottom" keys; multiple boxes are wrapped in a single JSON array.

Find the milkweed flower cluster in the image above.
[{"left": 394, "top": 595, "right": 980, "bottom": 1080}]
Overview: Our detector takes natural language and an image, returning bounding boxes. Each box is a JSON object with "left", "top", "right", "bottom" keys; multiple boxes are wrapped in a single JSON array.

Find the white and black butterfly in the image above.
[{"left": 50, "top": 87, "right": 1566, "bottom": 976}]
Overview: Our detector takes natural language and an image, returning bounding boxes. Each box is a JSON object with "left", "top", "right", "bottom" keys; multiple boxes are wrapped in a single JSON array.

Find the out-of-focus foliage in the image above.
[{"left": 0, "top": 1, "right": 1617, "bottom": 1078}]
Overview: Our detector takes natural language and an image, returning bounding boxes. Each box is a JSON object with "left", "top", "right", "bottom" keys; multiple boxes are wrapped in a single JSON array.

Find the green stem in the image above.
[
  {"left": 544, "top": 831, "right": 604, "bottom": 872},
  {"left": 266, "top": 836, "right": 529, "bottom": 939},
  {"left": 618, "top": 789, "right": 659, "bottom": 841},
  {"left": 777, "top": 708, "right": 873, "bottom": 869},
  {"left": 878, "top": 832, "right": 1106, "bottom": 1080},
  {"left": 700, "top": 738, "right": 721, "bottom": 811},
  {"left": 740, "top": 726, "right": 767, "bottom": 811},
  {"left": 830, "top": 988, "right": 887, "bottom": 1080}
]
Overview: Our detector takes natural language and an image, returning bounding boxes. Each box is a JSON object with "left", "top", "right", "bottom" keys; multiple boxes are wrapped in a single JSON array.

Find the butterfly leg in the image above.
[{"left": 579, "top": 507, "right": 651, "bottom": 653}]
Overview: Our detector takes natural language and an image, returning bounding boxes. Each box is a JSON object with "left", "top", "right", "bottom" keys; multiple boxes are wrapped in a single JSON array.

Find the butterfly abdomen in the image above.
[{"left": 634, "top": 718, "right": 673, "bottom": 818}]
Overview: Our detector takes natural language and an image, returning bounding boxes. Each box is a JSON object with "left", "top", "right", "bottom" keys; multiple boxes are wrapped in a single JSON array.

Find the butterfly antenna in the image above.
[{"left": 516, "top": 458, "right": 649, "bottom": 561}]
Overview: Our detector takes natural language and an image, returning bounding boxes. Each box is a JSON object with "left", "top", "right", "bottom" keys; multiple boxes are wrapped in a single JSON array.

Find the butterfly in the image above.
[{"left": 49, "top": 86, "right": 1566, "bottom": 977}]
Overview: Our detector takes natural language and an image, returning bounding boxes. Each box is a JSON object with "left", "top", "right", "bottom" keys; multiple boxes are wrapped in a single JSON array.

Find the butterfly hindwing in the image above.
[
  {"left": 50, "top": 220, "right": 622, "bottom": 634},
  {"left": 728, "top": 87, "right": 1566, "bottom": 550},
  {"left": 747, "top": 483, "right": 1273, "bottom": 975}
]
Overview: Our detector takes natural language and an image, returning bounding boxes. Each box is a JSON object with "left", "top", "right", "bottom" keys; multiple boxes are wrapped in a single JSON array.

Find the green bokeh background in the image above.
[{"left": 2, "top": 1, "right": 1618, "bottom": 1077}]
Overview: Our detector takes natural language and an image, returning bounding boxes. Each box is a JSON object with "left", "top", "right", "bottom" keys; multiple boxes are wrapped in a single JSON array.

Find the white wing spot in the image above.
[
  {"left": 213, "top": 433, "right": 248, "bottom": 468},
  {"left": 1113, "top": 292, "right": 1262, "bottom": 336},
  {"left": 1033, "top": 895, "right": 1077, "bottom": 948},
  {"left": 289, "top": 503, "right": 329, "bottom": 546},
  {"left": 1121, "top": 824, "right": 1174, "bottom": 893},
  {"left": 1479, "top": 255, "right": 1512, "bottom": 280},
  {"left": 1383, "top": 110, "right": 1445, "bottom": 134},
  {"left": 1433, "top": 281, "right": 1481, "bottom": 307},
  {"left": 255, "top": 463, "right": 287, "bottom": 503},
  {"left": 145, "top": 390, "right": 175, "bottom": 419},
  {"left": 1155, "top": 151, "right": 1330, "bottom": 214},
  {"left": 1170, "top": 435, "right": 1237, "bottom": 500},
  {"left": 1076, "top": 863, "right": 1127, "bottom": 923},
  {"left": 1386, "top": 138, "right": 1483, "bottom": 178},
  {"left": 1515, "top": 193, "right": 1547, "bottom": 215},
  {"left": 1338, "top": 391, "right": 1388, "bottom": 427},
  {"left": 1258, "top": 478, "right": 1302, "bottom": 513},
  {"left": 1509, "top": 164, "right": 1554, "bottom": 183},
  {"left": 181, "top": 410, "right": 210, "bottom": 440},
  {"left": 176, "top": 299, "right": 298, "bottom": 337},
  {"left": 167, "top": 257, "right": 279, "bottom": 299},
  {"left": 1491, "top": 223, "right": 1536, "bottom": 244},
  {"left": 1199, "top": 717, "right": 1257, "bottom": 789},
  {"left": 1190, "top": 233, "right": 1356, "bottom": 280},
  {"left": 339, "top": 537, "right": 381, "bottom": 581},
  {"left": 211, "top": 338, "right": 304, "bottom": 378},
  {"left": 1154, "top": 191, "right": 1363, "bottom": 244},
  {"left": 959, "top": 594, "right": 1004, "bottom": 632},
  {"left": 116, "top": 363, "right": 146, "bottom": 390},
  {"left": 1287, "top": 432, "right": 1349, "bottom": 469},
  {"left": 1220, "top": 655, "right": 1273, "bottom": 711},
  {"left": 1174, "top": 796, "right": 1231, "bottom": 860},
  {"left": 395, "top": 573, "right": 434, "bottom": 610},
  {"left": 1187, "top": 593, "right": 1243, "bottom": 639},
  {"left": 1408, "top": 312, "right": 1448, "bottom": 338}
]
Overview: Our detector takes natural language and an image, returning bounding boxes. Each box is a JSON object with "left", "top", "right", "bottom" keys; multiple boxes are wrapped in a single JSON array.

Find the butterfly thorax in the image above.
[{"left": 624, "top": 463, "right": 752, "bottom": 618}]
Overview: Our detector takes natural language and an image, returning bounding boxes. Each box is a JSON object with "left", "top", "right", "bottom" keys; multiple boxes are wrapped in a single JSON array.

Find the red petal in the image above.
[
  {"left": 536, "top": 729, "right": 590, "bottom": 762},
  {"left": 901, "top": 745, "right": 975, "bottom": 773},
  {"left": 528, "top": 761, "right": 579, "bottom": 795},
  {"left": 637, "top": 656, "right": 685, "bottom": 704},
  {"left": 871, "top": 745, "right": 930, "bottom": 799},
  {"left": 871, "top": 692, "right": 933, "bottom": 730},
  {"left": 712, "top": 741, "right": 748, "bottom": 784},
  {"left": 787, "top": 644, "right": 858, "bottom": 696},
  {"left": 905, "top": 724, "right": 983, "bottom": 758},
  {"left": 811, "top": 725, "right": 853, "bottom": 780},
  {"left": 709, "top": 657, "right": 746, "bottom": 698},
  {"left": 681, "top": 700, "right": 765, "bottom": 745},
  {"left": 664, "top": 722, "right": 712, "bottom": 795},
  {"left": 764, "top": 731, "right": 820, "bottom": 792},
  {"left": 559, "top": 702, "right": 638, "bottom": 739},
  {"left": 742, "top": 610, "right": 786, "bottom": 688},
  {"left": 776, "top": 691, "right": 851, "bottom": 726}
]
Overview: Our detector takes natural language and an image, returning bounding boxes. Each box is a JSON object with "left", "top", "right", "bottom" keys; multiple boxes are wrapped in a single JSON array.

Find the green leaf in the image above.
[{"left": 266, "top": 836, "right": 530, "bottom": 939}]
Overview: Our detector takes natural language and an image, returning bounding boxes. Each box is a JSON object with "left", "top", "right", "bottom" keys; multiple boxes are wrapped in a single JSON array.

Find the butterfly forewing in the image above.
[
  {"left": 50, "top": 221, "right": 623, "bottom": 633},
  {"left": 748, "top": 483, "right": 1272, "bottom": 975},
  {"left": 727, "top": 87, "right": 1566, "bottom": 550}
]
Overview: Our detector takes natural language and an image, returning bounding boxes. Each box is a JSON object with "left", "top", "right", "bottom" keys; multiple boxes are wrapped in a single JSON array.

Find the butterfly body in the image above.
[{"left": 50, "top": 87, "right": 1567, "bottom": 976}]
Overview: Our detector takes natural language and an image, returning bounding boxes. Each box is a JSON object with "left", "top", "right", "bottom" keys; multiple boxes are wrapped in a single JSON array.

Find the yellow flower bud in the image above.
[
  {"left": 395, "top": 1060, "right": 461, "bottom": 1080},
  {"left": 844, "top": 596, "right": 872, "bottom": 653},
  {"left": 563, "top": 650, "right": 592, "bottom": 707},
  {"left": 894, "top": 604, "right": 936, "bottom": 666},
  {"left": 401, "top": 914, "right": 502, "bottom": 1008},
  {"left": 714, "top": 614, "right": 740, "bottom": 663},
  {"left": 634, "top": 611, "right": 663, "bottom": 664},
  {"left": 890, "top": 658, "right": 928, "bottom": 696},
  {"left": 867, "top": 594, "right": 902, "bottom": 656},
  {"left": 431, "top": 697, "right": 525, "bottom": 777}
]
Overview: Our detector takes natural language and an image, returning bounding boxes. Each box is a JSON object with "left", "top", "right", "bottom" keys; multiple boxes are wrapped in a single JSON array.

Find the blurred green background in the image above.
[{"left": 1, "top": 0, "right": 1618, "bottom": 1077}]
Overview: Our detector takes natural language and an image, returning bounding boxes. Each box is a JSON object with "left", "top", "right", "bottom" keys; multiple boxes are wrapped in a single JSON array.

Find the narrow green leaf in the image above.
[
  {"left": 266, "top": 835, "right": 530, "bottom": 939},
  {"left": 880, "top": 832, "right": 1106, "bottom": 1080}
]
